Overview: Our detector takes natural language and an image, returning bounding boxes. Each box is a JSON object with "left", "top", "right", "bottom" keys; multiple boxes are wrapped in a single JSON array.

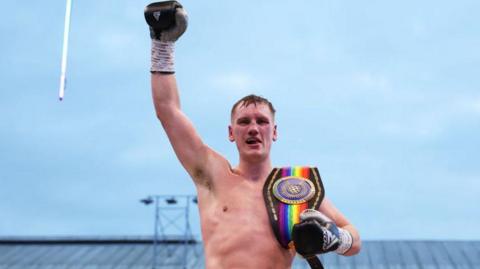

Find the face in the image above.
[{"left": 228, "top": 103, "right": 278, "bottom": 162}]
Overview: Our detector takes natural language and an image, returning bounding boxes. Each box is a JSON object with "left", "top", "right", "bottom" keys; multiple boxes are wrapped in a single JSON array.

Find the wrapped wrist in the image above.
[
  {"left": 151, "top": 40, "right": 175, "bottom": 73},
  {"left": 335, "top": 227, "right": 353, "bottom": 255}
]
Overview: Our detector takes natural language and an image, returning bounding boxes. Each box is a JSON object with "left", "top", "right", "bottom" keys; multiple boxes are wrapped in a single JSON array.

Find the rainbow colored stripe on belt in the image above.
[
  {"left": 263, "top": 166, "right": 324, "bottom": 249},
  {"left": 278, "top": 167, "right": 310, "bottom": 246}
]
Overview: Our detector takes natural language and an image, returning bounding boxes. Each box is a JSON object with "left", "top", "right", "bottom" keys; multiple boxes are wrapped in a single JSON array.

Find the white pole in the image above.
[{"left": 59, "top": 0, "right": 72, "bottom": 101}]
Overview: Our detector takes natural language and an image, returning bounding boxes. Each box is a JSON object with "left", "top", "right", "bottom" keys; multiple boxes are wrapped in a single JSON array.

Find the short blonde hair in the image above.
[{"left": 230, "top": 94, "right": 276, "bottom": 119}]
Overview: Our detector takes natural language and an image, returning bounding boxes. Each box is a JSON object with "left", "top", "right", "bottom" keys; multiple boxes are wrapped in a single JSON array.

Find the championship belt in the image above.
[{"left": 263, "top": 166, "right": 325, "bottom": 249}]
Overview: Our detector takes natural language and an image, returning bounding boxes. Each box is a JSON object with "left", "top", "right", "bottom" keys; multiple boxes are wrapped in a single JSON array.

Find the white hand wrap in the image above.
[
  {"left": 151, "top": 40, "right": 175, "bottom": 73},
  {"left": 335, "top": 228, "right": 353, "bottom": 255}
]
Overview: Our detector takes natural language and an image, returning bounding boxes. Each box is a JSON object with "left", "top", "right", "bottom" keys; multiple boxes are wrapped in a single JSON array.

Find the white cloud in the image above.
[
  {"left": 351, "top": 71, "right": 392, "bottom": 93},
  {"left": 453, "top": 95, "right": 480, "bottom": 115},
  {"left": 378, "top": 93, "right": 480, "bottom": 139},
  {"left": 116, "top": 143, "right": 169, "bottom": 166},
  {"left": 379, "top": 119, "right": 443, "bottom": 138},
  {"left": 473, "top": 99, "right": 480, "bottom": 114},
  {"left": 95, "top": 31, "right": 145, "bottom": 67},
  {"left": 209, "top": 72, "right": 264, "bottom": 96},
  {"left": 411, "top": 20, "right": 428, "bottom": 39}
]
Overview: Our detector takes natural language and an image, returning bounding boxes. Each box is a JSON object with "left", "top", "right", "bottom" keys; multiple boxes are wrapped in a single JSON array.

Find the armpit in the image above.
[
  {"left": 191, "top": 166, "right": 213, "bottom": 190},
  {"left": 190, "top": 148, "right": 230, "bottom": 191}
]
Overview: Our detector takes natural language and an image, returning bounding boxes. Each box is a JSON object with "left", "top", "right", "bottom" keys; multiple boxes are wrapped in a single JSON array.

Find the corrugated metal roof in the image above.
[{"left": 0, "top": 237, "right": 478, "bottom": 268}]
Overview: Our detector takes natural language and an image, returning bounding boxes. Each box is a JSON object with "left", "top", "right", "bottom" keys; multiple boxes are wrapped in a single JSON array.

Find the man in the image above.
[{"left": 144, "top": 2, "right": 360, "bottom": 268}]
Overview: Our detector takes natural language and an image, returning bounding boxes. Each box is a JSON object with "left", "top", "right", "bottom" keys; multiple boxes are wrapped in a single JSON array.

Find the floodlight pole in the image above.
[
  {"left": 184, "top": 198, "right": 191, "bottom": 267},
  {"left": 142, "top": 195, "right": 198, "bottom": 269},
  {"left": 153, "top": 196, "right": 160, "bottom": 269}
]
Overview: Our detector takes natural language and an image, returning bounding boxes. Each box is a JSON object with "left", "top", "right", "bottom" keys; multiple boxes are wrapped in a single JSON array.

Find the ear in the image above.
[
  {"left": 272, "top": 125, "right": 278, "bottom": 141},
  {"left": 228, "top": 125, "right": 235, "bottom": 142}
]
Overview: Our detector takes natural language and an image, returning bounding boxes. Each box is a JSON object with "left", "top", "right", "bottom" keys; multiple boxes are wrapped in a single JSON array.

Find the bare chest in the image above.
[
  {"left": 196, "top": 176, "right": 293, "bottom": 268},
  {"left": 200, "top": 178, "right": 271, "bottom": 237}
]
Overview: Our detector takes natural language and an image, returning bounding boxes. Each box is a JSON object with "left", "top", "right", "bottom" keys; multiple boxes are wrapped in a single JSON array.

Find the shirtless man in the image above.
[{"left": 144, "top": 2, "right": 361, "bottom": 268}]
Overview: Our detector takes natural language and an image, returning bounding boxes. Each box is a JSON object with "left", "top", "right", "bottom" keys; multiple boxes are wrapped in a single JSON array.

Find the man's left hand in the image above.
[{"left": 292, "top": 209, "right": 353, "bottom": 256}]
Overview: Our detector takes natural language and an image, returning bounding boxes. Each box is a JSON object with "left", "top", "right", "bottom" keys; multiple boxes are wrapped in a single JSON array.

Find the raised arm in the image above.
[
  {"left": 145, "top": 2, "right": 211, "bottom": 182},
  {"left": 152, "top": 74, "right": 210, "bottom": 179}
]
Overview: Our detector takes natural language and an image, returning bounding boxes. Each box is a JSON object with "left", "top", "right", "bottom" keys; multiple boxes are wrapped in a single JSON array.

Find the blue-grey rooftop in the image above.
[{"left": 0, "top": 237, "right": 479, "bottom": 268}]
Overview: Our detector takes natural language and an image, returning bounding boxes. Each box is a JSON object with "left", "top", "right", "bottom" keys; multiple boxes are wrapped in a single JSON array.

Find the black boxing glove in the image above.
[
  {"left": 293, "top": 209, "right": 353, "bottom": 256},
  {"left": 144, "top": 1, "right": 188, "bottom": 73}
]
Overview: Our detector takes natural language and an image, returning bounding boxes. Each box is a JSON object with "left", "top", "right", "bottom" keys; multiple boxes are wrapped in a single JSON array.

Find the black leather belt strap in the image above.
[{"left": 305, "top": 255, "right": 324, "bottom": 269}]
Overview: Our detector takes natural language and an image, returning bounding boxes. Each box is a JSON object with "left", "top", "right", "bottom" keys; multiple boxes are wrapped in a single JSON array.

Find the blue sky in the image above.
[{"left": 1, "top": 0, "right": 479, "bottom": 240}]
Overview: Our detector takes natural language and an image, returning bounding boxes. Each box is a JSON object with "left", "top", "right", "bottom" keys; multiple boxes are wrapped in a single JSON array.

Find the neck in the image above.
[{"left": 236, "top": 156, "right": 272, "bottom": 182}]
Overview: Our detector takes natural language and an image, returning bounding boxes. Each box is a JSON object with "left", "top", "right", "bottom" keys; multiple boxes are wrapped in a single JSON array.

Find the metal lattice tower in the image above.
[{"left": 141, "top": 195, "right": 199, "bottom": 269}]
